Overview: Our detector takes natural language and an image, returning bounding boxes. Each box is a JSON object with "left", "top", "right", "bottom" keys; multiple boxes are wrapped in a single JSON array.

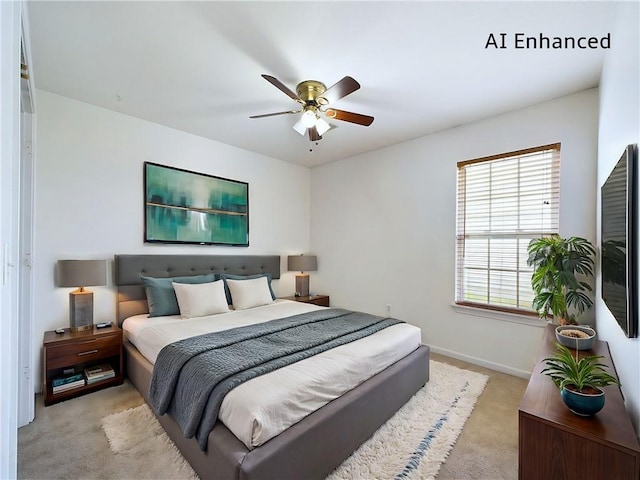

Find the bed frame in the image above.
[{"left": 114, "top": 254, "right": 430, "bottom": 480}]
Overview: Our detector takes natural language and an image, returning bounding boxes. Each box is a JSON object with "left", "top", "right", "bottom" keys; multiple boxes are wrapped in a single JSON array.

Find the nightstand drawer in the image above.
[
  {"left": 306, "top": 296, "right": 330, "bottom": 307},
  {"left": 46, "top": 335, "right": 120, "bottom": 369},
  {"left": 280, "top": 295, "right": 330, "bottom": 307}
]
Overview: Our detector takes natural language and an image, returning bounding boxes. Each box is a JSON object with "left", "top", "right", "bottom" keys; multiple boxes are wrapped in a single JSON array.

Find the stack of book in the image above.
[
  {"left": 52, "top": 373, "right": 85, "bottom": 394},
  {"left": 84, "top": 364, "right": 115, "bottom": 384}
]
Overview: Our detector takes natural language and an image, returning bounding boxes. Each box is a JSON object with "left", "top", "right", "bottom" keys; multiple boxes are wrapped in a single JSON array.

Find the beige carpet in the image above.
[
  {"left": 432, "top": 353, "right": 527, "bottom": 479},
  {"left": 18, "top": 353, "right": 527, "bottom": 479}
]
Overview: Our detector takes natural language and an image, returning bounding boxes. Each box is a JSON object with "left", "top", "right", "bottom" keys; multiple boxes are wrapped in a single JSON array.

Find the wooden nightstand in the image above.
[
  {"left": 43, "top": 325, "right": 123, "bottom": 406},
  {"left": 281, "top": 295, "right": 330, "bottom": 307}
]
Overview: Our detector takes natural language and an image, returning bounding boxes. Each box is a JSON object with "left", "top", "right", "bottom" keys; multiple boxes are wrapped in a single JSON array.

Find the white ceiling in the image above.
[{"left": 26, "top": 1, "right": 617, "bottom": 168}]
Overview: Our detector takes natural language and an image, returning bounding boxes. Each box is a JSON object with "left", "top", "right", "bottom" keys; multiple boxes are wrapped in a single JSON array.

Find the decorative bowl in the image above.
[{"left": 555, "top": 325, "right": 596, "bottom": 351}]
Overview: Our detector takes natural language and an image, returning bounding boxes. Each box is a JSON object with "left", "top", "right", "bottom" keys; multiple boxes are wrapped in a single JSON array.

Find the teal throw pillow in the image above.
[{"left": 141, "top": 273, "right": 216, "bottom": 317}]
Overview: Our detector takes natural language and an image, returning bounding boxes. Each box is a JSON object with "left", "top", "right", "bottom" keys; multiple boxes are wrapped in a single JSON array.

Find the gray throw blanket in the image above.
[{"left": 148, "top": 308, "right": 403, "bottom": 450}]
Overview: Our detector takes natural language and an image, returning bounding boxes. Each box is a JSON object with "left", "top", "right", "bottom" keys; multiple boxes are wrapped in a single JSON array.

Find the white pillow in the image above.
[
  {"left": 172, "top": 280, "right": 229, "bottom": 318},
  {"left": 226, "top": 276, "right": 274, "bottom": 310}
]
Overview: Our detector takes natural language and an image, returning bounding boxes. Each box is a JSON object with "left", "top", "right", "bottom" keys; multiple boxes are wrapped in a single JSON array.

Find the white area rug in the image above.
[
  {"left": 101, "top": 360, "right": 488, "bottom": 480},
  {"left": 101, "top": 399, "right": 198, "bottom": 480}
]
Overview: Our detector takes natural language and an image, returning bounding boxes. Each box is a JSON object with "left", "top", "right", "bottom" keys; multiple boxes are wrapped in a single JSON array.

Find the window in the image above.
[{"left": 456, "top": 144, "right": 560, "bottom": 314}]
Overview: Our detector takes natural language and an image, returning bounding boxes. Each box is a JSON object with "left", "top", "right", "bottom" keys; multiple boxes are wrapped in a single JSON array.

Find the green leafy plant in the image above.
[
  {"left": 527, "top": 235, "right": 595, "bottom": 323},
  {"left": 541, "top": 343, "right": 619, "bottom": 394}
]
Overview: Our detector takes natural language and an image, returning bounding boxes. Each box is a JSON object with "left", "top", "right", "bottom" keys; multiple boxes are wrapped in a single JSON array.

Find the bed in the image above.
[{"left": 114, "top": 254, "right": 430, "bottom": 480}]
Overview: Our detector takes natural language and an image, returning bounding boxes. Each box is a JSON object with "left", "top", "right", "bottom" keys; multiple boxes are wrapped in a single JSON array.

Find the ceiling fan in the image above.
[{"left": 250, "top": 74, "right": 374, "bottom": 141}]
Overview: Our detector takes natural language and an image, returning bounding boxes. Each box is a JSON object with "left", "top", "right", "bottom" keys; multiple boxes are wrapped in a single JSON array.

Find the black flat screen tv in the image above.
[{"left": 601, "top": 143, "right": 638, "bottom": 338}]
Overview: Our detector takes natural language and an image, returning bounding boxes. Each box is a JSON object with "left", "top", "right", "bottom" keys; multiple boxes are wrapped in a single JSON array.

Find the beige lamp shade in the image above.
[
  {"left": 56, "top": 259, "right": 107, "bottom": 288},
  {"left": 287, "top": 255, "right": 317, "bottom": 273},
  {"left": 56, "top": 260, "right": 107, "bottom": 331},
  {"left": 287, "top": 255, "right": 317, "bottom": 297}
]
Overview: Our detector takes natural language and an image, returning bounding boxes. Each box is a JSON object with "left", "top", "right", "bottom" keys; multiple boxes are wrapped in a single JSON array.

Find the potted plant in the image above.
[
  {"left": 541, "top": 343, "right": 619, "bottom": 416},
  {"left": 527, "top": 235, "right": 596, "bottom": 325}
]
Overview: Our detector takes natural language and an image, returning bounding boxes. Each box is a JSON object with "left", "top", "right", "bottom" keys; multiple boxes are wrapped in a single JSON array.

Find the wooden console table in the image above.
[{"left": 519, "top": 325, "right": 640, "bottom": 480}]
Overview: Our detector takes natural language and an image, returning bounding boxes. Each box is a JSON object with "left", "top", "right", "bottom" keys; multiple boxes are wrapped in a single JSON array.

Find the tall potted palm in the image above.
[{"left": 526, "top": 235, "right": 596, "bottom": 325}]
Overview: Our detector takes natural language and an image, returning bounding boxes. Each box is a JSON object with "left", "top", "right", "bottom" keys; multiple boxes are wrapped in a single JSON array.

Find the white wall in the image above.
[
  {"left": 311, "top": 89, "right": 599, "bottom": 378},
  {"left": 0, "top": 1, "right": 21, "bottom": 476},
  {"left": 596, "top": 1, "right": 640, "bottom": 434},
  {"left": 33, "top": 90, "right": 311, "bottom": 391}
]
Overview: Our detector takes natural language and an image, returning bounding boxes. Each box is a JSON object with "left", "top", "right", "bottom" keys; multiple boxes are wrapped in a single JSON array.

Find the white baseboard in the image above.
[{"left": 428, "top": 344, "right": 531, "bottom": 379}]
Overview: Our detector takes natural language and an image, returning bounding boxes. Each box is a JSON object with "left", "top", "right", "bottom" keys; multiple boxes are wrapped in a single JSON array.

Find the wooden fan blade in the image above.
[
  {"left": 318, "top": 76, "right": 360, "bottom": 105},
  {"left": 261, "top": 74, "right": 300, "bottom": 102},
  {"left": 250, "top": 110, "right": 300, "bottom": 119},
  {"left": 308, "top": 126, "right": 322, "bottom": 141},
  {"left": 325, "top": 108, "right": 374, "bottom": 126}
]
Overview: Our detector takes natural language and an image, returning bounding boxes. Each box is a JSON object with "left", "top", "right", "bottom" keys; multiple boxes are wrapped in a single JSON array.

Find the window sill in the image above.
[{"left": 451, "top": 304, "right": 548, "bottom": 328}]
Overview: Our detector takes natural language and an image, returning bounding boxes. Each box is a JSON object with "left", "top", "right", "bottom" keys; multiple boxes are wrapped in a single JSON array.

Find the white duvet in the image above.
[{"left": 122, "top": 300, "right": 421, "bottom": 449}]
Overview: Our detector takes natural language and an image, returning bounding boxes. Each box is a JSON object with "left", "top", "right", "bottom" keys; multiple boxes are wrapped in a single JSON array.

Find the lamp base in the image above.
[
  {"left": 70, "top": 289, "right": 94, "bottom": 332},
  {"left": 295, "top": 274, "right": 310, "bottom": 297}
]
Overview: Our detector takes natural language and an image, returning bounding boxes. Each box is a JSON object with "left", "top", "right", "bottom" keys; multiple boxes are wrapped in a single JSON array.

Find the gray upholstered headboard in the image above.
[{"left": 114, "top": 254, "right": 281, "bottom": 325}]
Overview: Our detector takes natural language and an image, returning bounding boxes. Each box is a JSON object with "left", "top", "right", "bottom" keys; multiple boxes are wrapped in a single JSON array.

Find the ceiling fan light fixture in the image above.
[
  {"left": 251, "top": 74, "right": 374, "bottom": 142},
  {"left": 315, "top": 117, "right": 331, "bottom": 136},
  {"left": 301, "top": 109, "right": 317, "bottom": 128},
  {"left": 292, "top": 119, "right": 307, "bottom": 136}
]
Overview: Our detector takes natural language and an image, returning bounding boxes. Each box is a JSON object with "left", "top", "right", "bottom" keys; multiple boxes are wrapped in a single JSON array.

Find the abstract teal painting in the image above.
[{"left": 144, "top": 162, "right": 249, "bottom": 246}]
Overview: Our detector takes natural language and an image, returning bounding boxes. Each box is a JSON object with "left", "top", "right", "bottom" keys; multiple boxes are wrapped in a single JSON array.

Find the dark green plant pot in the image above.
[{"left": 561, "top": 386, "right": 605, "bottom": 416}]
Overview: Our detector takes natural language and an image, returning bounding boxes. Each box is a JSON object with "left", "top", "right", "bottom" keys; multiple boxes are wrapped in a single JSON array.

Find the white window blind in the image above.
[{"left": 456, "top": 144, "right": 560, "bottom": 314}]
